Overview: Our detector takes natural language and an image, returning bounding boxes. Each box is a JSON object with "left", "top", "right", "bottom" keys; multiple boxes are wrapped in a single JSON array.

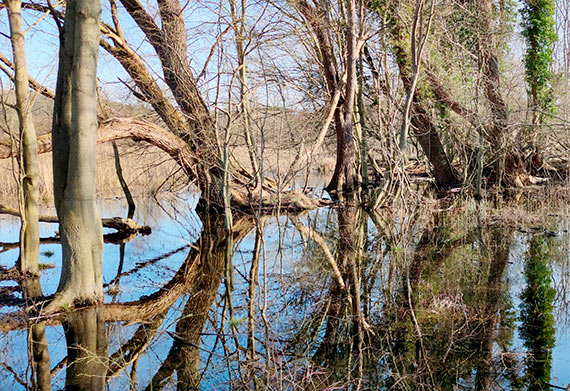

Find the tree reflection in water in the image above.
[
  {"left": 0, "top": 196, "right": 568, "bottom": 390},
  {"left": 519, "top": 234, "right": 557, "bottom": 391},
  {"left": 63, "top": 306, "right": 108, "bottom": 391}
]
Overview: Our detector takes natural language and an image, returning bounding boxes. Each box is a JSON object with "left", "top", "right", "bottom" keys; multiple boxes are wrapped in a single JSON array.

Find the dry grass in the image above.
[
  {"left": 230, "top": 145, "right": 336, "bottom": 178},
  {"left": 0, "top": 141, "right": 184, "bottom": 209},
  {"left": 0, "top": 140, "right": 336, "bottom": 211}
]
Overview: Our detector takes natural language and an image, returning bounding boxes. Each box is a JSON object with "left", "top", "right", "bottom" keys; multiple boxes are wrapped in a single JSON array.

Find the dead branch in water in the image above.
[
  {"left": 0, "top": 214, "right": 255, "bottom": 331},
  {"left": 0, "top": 202, "right": 151, "bottom": 234}
]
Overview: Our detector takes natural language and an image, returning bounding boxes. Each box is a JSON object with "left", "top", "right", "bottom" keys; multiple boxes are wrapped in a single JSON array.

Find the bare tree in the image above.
[
  {"left": 4, "top": 0, "right": 40, "bottom": 274},
  {"left": 472, "top": 0, "right": 526, "bottom": 185},
  {"left": 399, "top": 0, "right": 435, "bottom": 154},
  {"left": 48, "top": 0, "right": 104, "bottom": 309},
  {"left": 381, "top": 0, "right": 459, "bottom": 187},
  {"left": 293, "top": 0, "right": 361, "bottom": 194}
]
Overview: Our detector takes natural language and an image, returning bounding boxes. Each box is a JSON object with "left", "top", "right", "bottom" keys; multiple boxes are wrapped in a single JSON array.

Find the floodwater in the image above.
[{"left": 1, "top": 188, "right": 570, "bottom": 390}]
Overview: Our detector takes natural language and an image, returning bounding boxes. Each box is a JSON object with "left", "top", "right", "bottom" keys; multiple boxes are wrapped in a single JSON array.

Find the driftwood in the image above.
[{"left": 0, "top": 231, "right": 142, "bottom": 254}]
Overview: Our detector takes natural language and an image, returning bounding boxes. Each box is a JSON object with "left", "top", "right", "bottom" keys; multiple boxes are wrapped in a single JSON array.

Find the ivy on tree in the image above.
[{"left": 520, "top": 0, "right": 557, "bottom": 123}]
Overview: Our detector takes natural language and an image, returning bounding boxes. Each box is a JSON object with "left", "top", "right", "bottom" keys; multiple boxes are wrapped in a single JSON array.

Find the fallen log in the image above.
[
  {"left": 1, "top": 231, "right": 141, "bottom": 254},
  {"left": 0, "top": 203, "right": 151, "bottom": 234},
  {"left": 0, "top": 117, "right": 327, "bottom": 211}
]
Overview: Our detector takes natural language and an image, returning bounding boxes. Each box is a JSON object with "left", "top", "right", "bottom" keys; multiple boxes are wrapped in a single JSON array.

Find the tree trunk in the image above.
[
  {"left": 409, "top": 96, "right": 460, "bottom": 187},
  {"left": 474, "top": 0, "right": 526, "bottom": 186},
  {"left": 388, "top": 13, "right": 459, "bottom": 187},
  {"left": 4, "top": 0, "right": 40, "bottom": 274},
  {"left": 474, "top": 228, "right": 510, "bottom": 391},
  {"left": 50, "top": 0, "right": 104, "bottom": 308},
  {"left": 144, "top": 212, "right": 235, "bottom": 391},
  {"left": 327, "top": 0, "right": 358, "bottom": 193},
  {"left": 21, "top": 277, "right": 52, "bottom": 391},
  {"left": 293, "top": 0, "right": 358, "bottom": 194},
  {"left": 118, "top": 0, "right": 223, "bottom": 206}
]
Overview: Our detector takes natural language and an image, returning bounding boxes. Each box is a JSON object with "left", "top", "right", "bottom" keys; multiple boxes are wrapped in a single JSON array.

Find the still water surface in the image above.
[{"left": 0, "top": 190, "right": 570, "bottom": 390}]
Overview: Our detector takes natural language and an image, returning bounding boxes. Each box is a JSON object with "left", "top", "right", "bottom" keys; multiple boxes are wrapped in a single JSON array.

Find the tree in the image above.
[
  {"left": 519, "top": 234, "right": 556, "bottom": 390},
  {"left": 521, "top": 0, "right": 557, "bottom": 125},
  {"left": 471, "top": 0, "right": 526, "bottom": 186},
  {"left": 293, "top": 0, "right": 360, "bottom": 194},
  {"left": 4, "top": 0, "right": 40, "bottom": 275},
  {"left": 63, "top": 306, "right": 108, "bottom": 391},
  {"left": 91, "top": 0, "right": 321, "bottom": 211},
  {"left": 372, "top": 0, "right": 460, "bottom": 187},
  {"left": 3, "top": 7, "right": 52, "bottom": 386},
  {"left": 49, "top": 0, "right": 104, "bottom": 308}
]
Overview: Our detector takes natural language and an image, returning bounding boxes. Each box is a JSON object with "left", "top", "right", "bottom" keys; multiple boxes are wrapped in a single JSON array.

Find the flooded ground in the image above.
[{"left": 1, "top": 188, "right": 570, "bottom": 390}]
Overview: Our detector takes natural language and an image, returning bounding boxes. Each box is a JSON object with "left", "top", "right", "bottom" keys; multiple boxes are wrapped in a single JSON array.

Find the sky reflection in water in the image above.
[{"left": 0, "top": 193, "right": 569, "bottom": 390}]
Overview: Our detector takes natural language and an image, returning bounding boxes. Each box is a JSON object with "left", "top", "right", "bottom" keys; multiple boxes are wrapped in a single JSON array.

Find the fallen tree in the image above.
[
  {"left": 0, "top": 117, "right": 329, "bottom": 212},
  {"left": 0, "top": 1, "right": 349, "bottom": 212},
  {"left": 0, "top": 201, "right": 150, "bottom": 234}
]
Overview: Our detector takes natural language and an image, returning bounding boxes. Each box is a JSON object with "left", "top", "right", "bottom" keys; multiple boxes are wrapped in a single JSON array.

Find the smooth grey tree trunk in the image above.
[
  {"left": 5, "top": 0, "right": 40, "bottom": 275},
  {"left": 49, "top": 0, "right": 104, "bottom": 309},
  {"left": 3, "top": 8, "right": 52, "bottom": 386}
]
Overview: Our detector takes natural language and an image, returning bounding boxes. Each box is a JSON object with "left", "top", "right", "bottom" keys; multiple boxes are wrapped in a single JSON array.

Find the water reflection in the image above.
[
  {"left": 520, "top": 234, "right": 557, "bottom": 390},
  {"left": 63, "top": 306, "right": 108, "bottom": 390},
  {"left": 0, "top": 194, "right": 570, "bottom": 390},
  {"left": 22, "top": 277, "right": 51, "bottom": 391}
]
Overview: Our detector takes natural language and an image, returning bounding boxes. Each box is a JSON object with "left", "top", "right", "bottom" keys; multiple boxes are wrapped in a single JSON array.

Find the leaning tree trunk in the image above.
[
  {"left": 5, "top": 0, "right": 40, "bottom": 274},
  {"left": 388, "top": 7, "right": 460, "bottom": 187},
  {"left": 50, "top": 0, "right": 104, "bottom": 309},
  {"left": 294, "top": 0, "right": 358, "bottom": 194},
  {"left": 145, "top": 212, "right": 242, "bottom": 390},
  {"left": 118, "top": 0, "right": 224, "bottom": 208}
]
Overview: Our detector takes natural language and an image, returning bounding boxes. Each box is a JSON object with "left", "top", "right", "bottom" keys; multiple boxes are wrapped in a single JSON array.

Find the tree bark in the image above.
[
  {"left": 387, "top": 7, "right": 460, "bottom": 187},
  {"left": 118, "top": 0, "right": 223, "bottom": 207},
  {"left": 49, "top": 0, "right": 104, "bottom": 308},
  {"left": 473, "top": 0, "right": 526, "bottom": 185},
  {"left": 325, "top": 0, "right": 358, "bottom": 193},
  {"left": 4, "top": 0, "right": 40, "bottom": 274},
  {"left": 293, "top": 0, "right": 359, "bottom": 193}
]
